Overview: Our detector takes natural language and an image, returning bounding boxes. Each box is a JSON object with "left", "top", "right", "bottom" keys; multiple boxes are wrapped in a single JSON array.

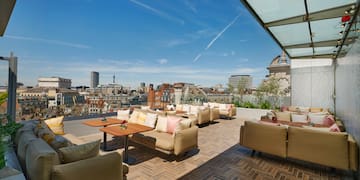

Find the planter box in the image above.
[
  {"left": 0, "top": 145, "right": 25, "bottom": 180},
  {"left": 236, "top": 107, "right": 271, "bottom": 120}
]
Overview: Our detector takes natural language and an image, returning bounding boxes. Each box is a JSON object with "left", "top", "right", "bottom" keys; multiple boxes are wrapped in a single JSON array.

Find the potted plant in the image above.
[{"left": 0, "top": 115, "right": 23, "bottom": 169}]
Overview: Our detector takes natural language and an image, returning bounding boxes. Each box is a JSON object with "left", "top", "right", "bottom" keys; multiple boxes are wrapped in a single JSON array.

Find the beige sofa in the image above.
[
  {"left": 175, "top": 104, "right": 211, "bottom": 125},
  {"left": 15, "top": 120, "right": 128, "bottom": 180},
  {"left": 240, "top": 121, "right": 287, "bottom": 158},
  {"left": 205, "top": 102, "right": 237, "bottom": 119},
  {"left": 128, "top": 109, "right": 199, "bottom": 155},
  {"left": 240, "top": 120, "right": 358, "bottom": 171}
]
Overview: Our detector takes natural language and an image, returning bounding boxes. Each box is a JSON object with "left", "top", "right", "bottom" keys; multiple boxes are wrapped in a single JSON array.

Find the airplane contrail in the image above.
[
  {"left": 193, "top": 13, "right": 241, "bottom": 62},
  {"left": 129, "top": 0, "right": 184, "bottom": 25},
  {"left": 205, "top": 13, "right": 241, "bottom": 50}
]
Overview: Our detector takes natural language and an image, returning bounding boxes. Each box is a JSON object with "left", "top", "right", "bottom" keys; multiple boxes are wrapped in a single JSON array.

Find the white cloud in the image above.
[
  {"left": 231, "top": 67, "right": 263, "bottom": 74},
  {"left": 166, "top": 39, "right": 189, "bottom": 47},
  {"left": 157, "top": 58, "right": 168, "bottom": 64},
  {"left": 129, "top": 0, "right": 184, "bottom": 25},
  {"left": 4, "top": 35, "right": 91, "bottom": 49}
]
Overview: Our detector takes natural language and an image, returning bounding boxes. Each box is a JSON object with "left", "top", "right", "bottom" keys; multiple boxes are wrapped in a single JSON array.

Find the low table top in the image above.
[
  {"left": 83, "top": 118, "right": 125, "bottom": 127},
  {"left": 100, "top": 123, "right": 153, "bottom": 136}
]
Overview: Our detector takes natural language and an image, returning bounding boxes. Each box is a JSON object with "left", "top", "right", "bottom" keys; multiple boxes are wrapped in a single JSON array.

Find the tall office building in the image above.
[
  {"left": 228, "top": 75, "right": 253, "bottom": 90},
  {"left": 90, "top": 71, "right": 99, "bottom": 88}
]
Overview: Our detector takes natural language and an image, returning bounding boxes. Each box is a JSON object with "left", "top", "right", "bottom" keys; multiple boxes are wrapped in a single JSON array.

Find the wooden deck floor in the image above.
[{"left": 64, "top": 117, "right": 351, "bottom": 180}]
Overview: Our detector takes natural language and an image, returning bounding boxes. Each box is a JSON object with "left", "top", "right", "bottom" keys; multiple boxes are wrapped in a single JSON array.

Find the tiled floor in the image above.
[{"left": 64, "top": 117, "right": 353, "bottom": 180}]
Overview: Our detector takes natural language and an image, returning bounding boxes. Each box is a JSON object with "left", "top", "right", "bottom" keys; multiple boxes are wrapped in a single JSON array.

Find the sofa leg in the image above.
[{"left": 251, "top": 150, "right": 256, "bottom": 157}]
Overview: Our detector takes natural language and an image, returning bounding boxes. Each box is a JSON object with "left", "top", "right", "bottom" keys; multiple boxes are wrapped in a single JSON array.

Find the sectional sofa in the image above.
[
  {"left": 175, "top": 104, "right": 211, "bottom": 125},
  {"left": 122, "top": 109, "right": 199, "bottom": 156},
  {"left": 15, "top": 119, "right": 128, "bottom": 180},
  {"left": 240, "top": 120, "right": 358, "bottom": 171},
  {"left": 203, "top": 102, "right": 237, "bottom": 120}
]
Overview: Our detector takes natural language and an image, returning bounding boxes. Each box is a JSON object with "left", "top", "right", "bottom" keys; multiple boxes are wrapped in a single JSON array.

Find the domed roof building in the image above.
[{"left": 265, "top": 51, "right": 291, "bottom": 95}]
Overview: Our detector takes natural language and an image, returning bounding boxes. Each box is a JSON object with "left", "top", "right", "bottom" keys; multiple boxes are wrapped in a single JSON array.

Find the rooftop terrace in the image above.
[{"left": 64, "top": 113, "right": 352, "bottom": 179}]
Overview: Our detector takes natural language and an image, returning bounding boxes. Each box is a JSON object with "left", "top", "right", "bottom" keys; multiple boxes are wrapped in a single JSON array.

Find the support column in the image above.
[{"left": 6, "top": 52, "right": 17, "bottom": 122}]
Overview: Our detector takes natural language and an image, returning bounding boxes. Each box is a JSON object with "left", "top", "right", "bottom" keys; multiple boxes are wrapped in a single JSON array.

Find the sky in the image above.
[{"left": 0, "top": 0, "right": 281, "bottom": 88}]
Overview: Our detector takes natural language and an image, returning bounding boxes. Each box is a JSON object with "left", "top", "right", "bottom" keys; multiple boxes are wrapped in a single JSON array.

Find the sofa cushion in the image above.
[
  {"left": 144, "top": 113, "right": 157, "bottom": 128},
  {"left": 15, "top": 122, "right": 36, "bottom": 146},
  {"left": 155, "top": 116, "right": 168, "bottom": 132},
  {"left": 26, "top": 138, "right": 60, "bottom": 180},
  {"left": 58, "top": 140, "right": 100, "bottom": 163},
  {"left": 275, "top": 111, "right": 291, "bottom": 122},
  {"left": 329, "top": 123, "right": 341, "bottom": 132},
  {"left": 137, "top": 111, "right": 147, "bottom": 125},
  {"left": 167, "top": 116, "right": 182, "bottom": 134},
  {"left": 117, "top": 109, "right": 130, "bottom": 121},
  {"left": 190, "top": 105, "right": 199, "bottom": 115},
  {"left": 288, "top": 106, "right": 298, "bottom": 112},
  {"left": 45, "top": 116, "right": 65, "bottom": 135},
  {"left": 182, "top": 104, "right": 190, "bottom": 113},
  {"left": 175, "top": 104, "right": 183, "bottom": 111},
  {"left": 129, "top": 110, "right": 139, "bottom": 123},
  {"left": 50, "top": 135, "right": 72, "bottom": 150},
  {"left": 291, "top": 113, "right": 308, "bottom": 123},
  {"left": 323, "top": 115, "right": 335, "bottom": 126},
  {"left": 308, "top": 113, "right": 326, "bottom": 124},
  {"left": 17, "top": 131, "right": 37, "bottom": 173},
  {"left": 38, "top": 126, "right": 56, "bottom": 144},
  {"left": 310, "top": 107, "right": 323, "bottom": 113},
  {"left": 141, "top": 131, "right": 174, "bottom": 151}
]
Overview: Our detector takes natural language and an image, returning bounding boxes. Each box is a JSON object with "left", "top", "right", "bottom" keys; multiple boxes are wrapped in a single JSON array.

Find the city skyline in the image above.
[{"left": 0, "top": 0, "right": 281, "bottom": 88}]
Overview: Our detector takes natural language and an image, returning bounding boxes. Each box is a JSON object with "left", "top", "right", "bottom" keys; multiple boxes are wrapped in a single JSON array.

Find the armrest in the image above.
[
  {"left": 231, "top": 107, "right": 237, "bottom": 116},
  {"left": 197, "top": 108, "right": 210, "bottom": 124},
  {"left": 174, "top": 126, "right": 198, "bottom": 155},
  {"left": 210, "top": 108, "right": 220, "bottom": 121},
  {"left": 51, "top": 152, "right": 124, "bottom": 180},
  {"left": 239, "top": 125, "right": 245, "bottom": 145},
  {"left": 348, "top": 135, "right": 359, "bottom": 171}
]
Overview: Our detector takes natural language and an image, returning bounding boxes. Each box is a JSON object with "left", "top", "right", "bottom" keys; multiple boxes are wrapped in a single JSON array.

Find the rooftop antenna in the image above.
[{"left": 113, "top": 73, "right": 115, "bottom": 84}]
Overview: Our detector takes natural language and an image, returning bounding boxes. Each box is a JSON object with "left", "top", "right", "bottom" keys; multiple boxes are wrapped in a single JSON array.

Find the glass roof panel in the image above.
[
  {"left": 286, "top": 48, "right": 313, "bottom": 57},
  {"left": 307, "top": 0, "right": 356, "bottom": 13},
  {"left": 247, "top": 0, "right": 305, "bottom": 23},
  {"left": 311, "top": 18, "right": 343, "bottom": 43},
  {"left": 314, "top": 47, "right": 336, "bottom": 55},
  {"left": 269, "top": 22, "right": 310, "bottom": 46}
]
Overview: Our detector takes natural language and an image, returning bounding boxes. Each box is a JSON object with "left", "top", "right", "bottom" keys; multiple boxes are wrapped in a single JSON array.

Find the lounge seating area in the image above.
[
  {"left": 14, "top": 118, "right": 128, "bottom": 180},
  {"left": 240, "top": 107, "right": 359, "bottom": 172}
]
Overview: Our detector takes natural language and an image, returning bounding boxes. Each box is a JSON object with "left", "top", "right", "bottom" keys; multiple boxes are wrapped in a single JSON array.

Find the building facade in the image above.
[
  {"left": 38, "top": 77, "right": 72, "bottom": 89},
  {"left": 228, "top": 75, "right": 253, "bottom": 91},
  {"left": 90, "top": 71, "right": 99, "bottom": 88}
]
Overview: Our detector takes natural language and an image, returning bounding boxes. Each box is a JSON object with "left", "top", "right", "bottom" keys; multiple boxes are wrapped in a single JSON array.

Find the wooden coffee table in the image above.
[
  {"left": 100, "top": 123, "right": 153, "bottom": 163},
  {"left": 83, "top": 118, "right": 125, "bottom": 151}
]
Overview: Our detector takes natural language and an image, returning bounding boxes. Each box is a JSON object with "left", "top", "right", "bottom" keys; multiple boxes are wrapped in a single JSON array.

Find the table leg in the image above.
[
  {"left": 124, "top": 135, "right": 129, "bottom": 163},
  {"left": 103, "top": 132, "right": 107, "bottom": 151}
]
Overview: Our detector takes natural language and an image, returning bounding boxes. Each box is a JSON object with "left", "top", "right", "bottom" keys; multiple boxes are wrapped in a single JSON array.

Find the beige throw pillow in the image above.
[
  {"left": 45, "top": 116, "right": 65, "bottom": 135},
  {"left": 58, "top": 140, "right": 100, "bottom": 163},
  {"left": 117, "top": 109, "right": 130, "bottom": 120},
  {"left": 155, "top": 116, "right": 167, "bottom": 132},
  {"left": 275, "top": 111, "right": 291, "bottom": 122}
]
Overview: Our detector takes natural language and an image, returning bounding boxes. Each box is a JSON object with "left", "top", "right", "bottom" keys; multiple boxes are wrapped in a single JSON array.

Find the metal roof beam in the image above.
[
  {"left": 265, "top": 4, "right": 356, "bottom": 27},
  {"left": 284, "top": 37, "right": 357, "bottom": 49},
  {"left": 0, "top": 0, "right": 16, "bottom": 36}
]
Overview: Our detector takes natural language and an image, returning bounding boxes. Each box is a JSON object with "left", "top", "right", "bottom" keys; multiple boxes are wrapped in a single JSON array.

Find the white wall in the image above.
[
  {"left": 335, "top": 38, "right": 360, "bottom": 174},
  {"left": 291, "top": 59, "right": 335, "bottom": 111}
]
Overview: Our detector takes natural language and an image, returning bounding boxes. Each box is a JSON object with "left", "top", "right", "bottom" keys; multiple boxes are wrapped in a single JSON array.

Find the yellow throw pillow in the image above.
[
  {"left": 45, "top": 116, "right": 65, "bottom": 135},
  {"left": 137, "top": 112, "right": 147, "bottom": 125},
  {"left": 58, "top": 140, "right": 100, "bottom": 163}
]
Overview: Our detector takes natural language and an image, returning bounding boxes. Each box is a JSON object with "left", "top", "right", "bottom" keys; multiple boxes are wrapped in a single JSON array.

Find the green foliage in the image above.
[
  {"left": 0, "top": 92, "right": 7, "bottom": 105},
  {"left": 0, "top": 120, "right": 23, "bottom": 139},
  {"left": 242, "top": 101, "right": 257, "bottom": 108},
  {"left": 259, "top": 100, "right": 271, "bottom": 109},
  {"left": 233, "top": 101, "right": 241, "bottom": 107}
]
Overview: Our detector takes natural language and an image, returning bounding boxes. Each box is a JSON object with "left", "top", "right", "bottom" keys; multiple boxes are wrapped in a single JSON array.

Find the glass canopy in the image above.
[{"left": 241, "top": 0, "right": 359, "bottom": 59}]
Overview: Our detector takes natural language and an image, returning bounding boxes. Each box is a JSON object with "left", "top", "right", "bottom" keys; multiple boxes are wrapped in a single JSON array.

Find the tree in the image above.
[
  {"left": 257, "top": 76, "right": 283, "bottom": 108},
  {"left": 237, "top": 78, "right": 247, "bottom": 103},
  {"left": 227, "top": 83, "right": 234, "bottom": 94}
]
